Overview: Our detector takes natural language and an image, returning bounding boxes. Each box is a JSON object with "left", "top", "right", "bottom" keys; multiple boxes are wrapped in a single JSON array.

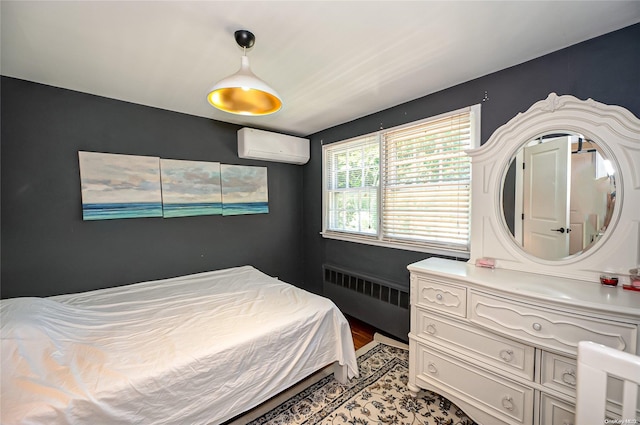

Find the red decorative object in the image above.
[
  {"left": 600, "top": 275, "right": 619, "bottom": 286},
  {"left": 622, "top": 284, "right": 640, "bottom": 292}
]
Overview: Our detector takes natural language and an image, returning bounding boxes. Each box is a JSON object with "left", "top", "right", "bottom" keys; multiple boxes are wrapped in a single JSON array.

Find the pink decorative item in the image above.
[
  {"left": 476, "top": 258, "right": 495, "bottom": 269},
  {"left": 628, "top": 268, "right": 640, "bottom": 289}
]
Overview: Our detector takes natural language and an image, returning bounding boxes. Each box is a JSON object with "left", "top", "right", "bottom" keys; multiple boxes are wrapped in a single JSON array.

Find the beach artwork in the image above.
[
  {"left": 78, "top": 151, "right": 162, "bottom": 220},
  {"left": 160, "top": 159, "right": 222, "bottom": 218},
  {"left": 221, "top": 164, "right": 269, "bottom": 216}
]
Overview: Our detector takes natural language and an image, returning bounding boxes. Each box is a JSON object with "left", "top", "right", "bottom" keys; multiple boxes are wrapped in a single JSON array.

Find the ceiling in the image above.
[{"left": 2, "top": 1, "right": 639, "bottom": 137}]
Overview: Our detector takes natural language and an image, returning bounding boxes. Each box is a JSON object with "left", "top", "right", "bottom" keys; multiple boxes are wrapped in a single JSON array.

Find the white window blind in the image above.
[
  {"left": 382, "top": 110, "right": 472, "bottom": 251},
  {"left": 322, "top": 104, "right": 479, "bottom": 256},
  {"left": 324, "top": 135, "right": 379, "bottom": 236}
]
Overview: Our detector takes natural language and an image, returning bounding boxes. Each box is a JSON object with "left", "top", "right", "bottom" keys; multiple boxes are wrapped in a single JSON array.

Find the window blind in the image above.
[
  {"left": 324, "top": 135, "right": 379, "bottom": 236},
  {"left": 381, "top": 109, "right": 472, "bottom": 251}
]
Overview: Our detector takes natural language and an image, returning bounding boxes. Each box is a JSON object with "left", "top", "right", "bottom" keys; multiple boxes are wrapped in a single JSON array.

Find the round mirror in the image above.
[{"left": 501, "top": 132, "right": 617, "bottom": 261}]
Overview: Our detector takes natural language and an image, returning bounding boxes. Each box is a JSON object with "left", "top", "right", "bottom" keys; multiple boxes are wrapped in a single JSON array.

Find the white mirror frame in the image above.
[{"left": 468, "top": 93, "right": 640, "bottom": 283}]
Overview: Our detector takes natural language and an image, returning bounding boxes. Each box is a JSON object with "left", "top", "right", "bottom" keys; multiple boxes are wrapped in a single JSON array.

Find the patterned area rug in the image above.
[{"left": 245, "top": 340, "right": 478, "bottom": 425}]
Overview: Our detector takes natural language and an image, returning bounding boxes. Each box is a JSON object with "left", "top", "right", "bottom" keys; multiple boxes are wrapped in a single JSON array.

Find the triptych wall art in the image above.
[{"left": 78, "top": 151, "right": 268, "bottom": 220}]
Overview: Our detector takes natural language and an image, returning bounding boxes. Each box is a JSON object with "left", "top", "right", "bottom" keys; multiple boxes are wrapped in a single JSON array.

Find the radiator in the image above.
[{"left": 322, "top": 264, "right": 410, "bottom": 341}]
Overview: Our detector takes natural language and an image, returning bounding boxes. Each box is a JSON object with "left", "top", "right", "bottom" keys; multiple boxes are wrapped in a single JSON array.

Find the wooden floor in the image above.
[{"left": 346, "top": 315, "right": 378, "bottom": 350}]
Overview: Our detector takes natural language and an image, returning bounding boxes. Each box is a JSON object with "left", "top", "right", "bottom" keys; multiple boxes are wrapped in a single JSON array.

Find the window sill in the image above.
[{"left": 320, "top": 231, "right": 470, "bottom": 260}]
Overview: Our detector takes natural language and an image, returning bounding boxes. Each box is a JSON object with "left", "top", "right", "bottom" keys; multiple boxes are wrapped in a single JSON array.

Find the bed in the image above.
[{"left": 1, "top": 265, "right": 359, "bottom": 425}]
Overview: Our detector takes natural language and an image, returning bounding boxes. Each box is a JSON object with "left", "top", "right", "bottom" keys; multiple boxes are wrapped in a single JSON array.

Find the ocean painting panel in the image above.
[
  {"left": 221, "top": 164, "right": 269, "bottom": 216},
  {"left": 78, "top": 151, "right": 162, "bottom": 220},
  {"left": 160, "top": 159, "right": 222, "bottom": 218}
]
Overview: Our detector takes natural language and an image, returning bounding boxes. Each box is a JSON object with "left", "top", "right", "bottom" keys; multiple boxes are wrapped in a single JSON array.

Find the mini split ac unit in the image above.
[{"left": 238, "top": 127, "right": 310, "bottom": 165}]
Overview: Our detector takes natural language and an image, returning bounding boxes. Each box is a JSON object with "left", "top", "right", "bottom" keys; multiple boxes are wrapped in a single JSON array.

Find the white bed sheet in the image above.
[{"left": 1, "top": 266, "right": 358, "bottom": 425}]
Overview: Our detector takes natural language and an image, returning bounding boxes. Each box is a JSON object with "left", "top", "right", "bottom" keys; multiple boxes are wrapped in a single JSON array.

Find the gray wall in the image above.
[
  {"left": 3, "top": 23, "right": 639, "bottom": 316},
  {"left": 302, "top": 23, "right": 640, "bottom": 332},
  {"left": 1, "top": 78, "right": 305, "bottom": 298}
]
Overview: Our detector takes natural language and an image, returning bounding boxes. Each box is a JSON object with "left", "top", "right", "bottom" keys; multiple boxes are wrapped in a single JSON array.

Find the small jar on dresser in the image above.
[{"left": 407, "top": 257, "right": 640, "bottom": 425}]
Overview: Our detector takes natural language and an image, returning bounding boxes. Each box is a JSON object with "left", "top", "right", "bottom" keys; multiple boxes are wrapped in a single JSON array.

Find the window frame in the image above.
[{"left": 321, "top": 104, "right": 481, "bottom": 258}]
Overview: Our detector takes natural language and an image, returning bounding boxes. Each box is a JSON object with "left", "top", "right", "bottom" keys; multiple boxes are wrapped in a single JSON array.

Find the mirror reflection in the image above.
[{"left": 502, "top": 132, "right": 616, "bottom": 260}]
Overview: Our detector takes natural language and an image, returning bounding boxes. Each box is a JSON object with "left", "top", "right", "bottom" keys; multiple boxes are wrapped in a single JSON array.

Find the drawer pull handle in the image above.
[
  {"left": 532, "top": 322, "right": 542, "bottom": 331},
  {"left": 562, "top": 369, "right": 577, "bottom": 386},
  {"left": 499, "top": 349, "right": 514, "bottom": 363},
  {"left": 427, "top": 363, "right": 438, "bottom": 374},
  {"left": 436, "top": 293, "right": 443, "bottom": 301},
  {"left": 426, "top": 324, "right": 437, "bottom": 335},
  {"left": 501, "top": 396, "right": 515, "bottom": 411}
]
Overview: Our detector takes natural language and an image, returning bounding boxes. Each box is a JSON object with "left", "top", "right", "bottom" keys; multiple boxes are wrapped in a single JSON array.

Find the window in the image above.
[
  {"left": 324, "top": 135, "right": 379, "bottom": 235},
  {"left": 322, "top": 105, "right": 480, "bottom": 256}
]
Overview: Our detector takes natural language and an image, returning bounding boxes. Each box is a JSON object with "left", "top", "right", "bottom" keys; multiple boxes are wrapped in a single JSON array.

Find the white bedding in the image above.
[{"left": 1, "top": 266, "right": 358, "bottom": 425}]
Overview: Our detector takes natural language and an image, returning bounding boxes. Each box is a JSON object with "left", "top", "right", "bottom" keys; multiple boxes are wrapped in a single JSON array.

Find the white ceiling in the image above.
[{"left": 2, "top": 1, "right": 639, "bottom": 137}]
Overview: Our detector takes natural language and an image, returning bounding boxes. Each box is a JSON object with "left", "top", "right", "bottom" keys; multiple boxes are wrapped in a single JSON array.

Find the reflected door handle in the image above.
[{"left": 550, "top": 227, "right": 571, "bottom": 233}]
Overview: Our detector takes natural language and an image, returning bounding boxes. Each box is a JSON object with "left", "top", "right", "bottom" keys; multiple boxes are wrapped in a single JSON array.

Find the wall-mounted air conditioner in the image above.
[{"left": 238, "top": 127, "right": 310, "bottom": 165}]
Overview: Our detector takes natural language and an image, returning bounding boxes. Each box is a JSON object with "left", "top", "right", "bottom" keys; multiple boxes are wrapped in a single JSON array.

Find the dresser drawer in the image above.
[
  {"left": 539, "top": 392, "right": 622, "bottom": 425},
  {"left": 414, "top": 309, "right": 535, "bottom": 380},
  {"left": 541, "top": 351, "right": 640, "bottom": 417},
  {"left": 411, "top": 275, "right": 466, "bottom": 318},
  {"left": 468, "top": 291, "right": 638, "bottom": 356},
  {"left": 539, "top": 394, "right": 574, "bottom": 425},
  {"left": 540, "top": 352, "right": 577, "bottom": 397},
  {"left": 413, "top": 342, "right": 534, "bottom": 425}
]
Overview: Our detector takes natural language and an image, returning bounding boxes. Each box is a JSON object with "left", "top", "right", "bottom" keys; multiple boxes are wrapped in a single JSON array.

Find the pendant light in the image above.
[{"left": 207, "top": 30, "right": 282, "bottom": 116}]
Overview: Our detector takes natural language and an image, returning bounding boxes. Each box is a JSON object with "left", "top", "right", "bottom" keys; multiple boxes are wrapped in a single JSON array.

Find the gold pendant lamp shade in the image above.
[{"left": 207, "top": 30, "right": 282, "bottom": 116}]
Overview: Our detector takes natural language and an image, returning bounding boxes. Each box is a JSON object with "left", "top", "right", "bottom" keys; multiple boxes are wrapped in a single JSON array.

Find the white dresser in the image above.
[{"left": 407, "top": 257, "right": 640, "bottom": 425}]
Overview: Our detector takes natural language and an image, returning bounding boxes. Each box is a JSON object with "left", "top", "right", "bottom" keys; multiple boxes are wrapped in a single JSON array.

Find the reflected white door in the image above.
[{"left": 522, "top": 137, "right": 571, "bottom": 259}]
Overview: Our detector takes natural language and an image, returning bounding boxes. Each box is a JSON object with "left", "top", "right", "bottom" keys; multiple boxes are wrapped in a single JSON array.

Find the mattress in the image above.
[{"left": 1, "top": 266, "right": 358, "bottom": 425}]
